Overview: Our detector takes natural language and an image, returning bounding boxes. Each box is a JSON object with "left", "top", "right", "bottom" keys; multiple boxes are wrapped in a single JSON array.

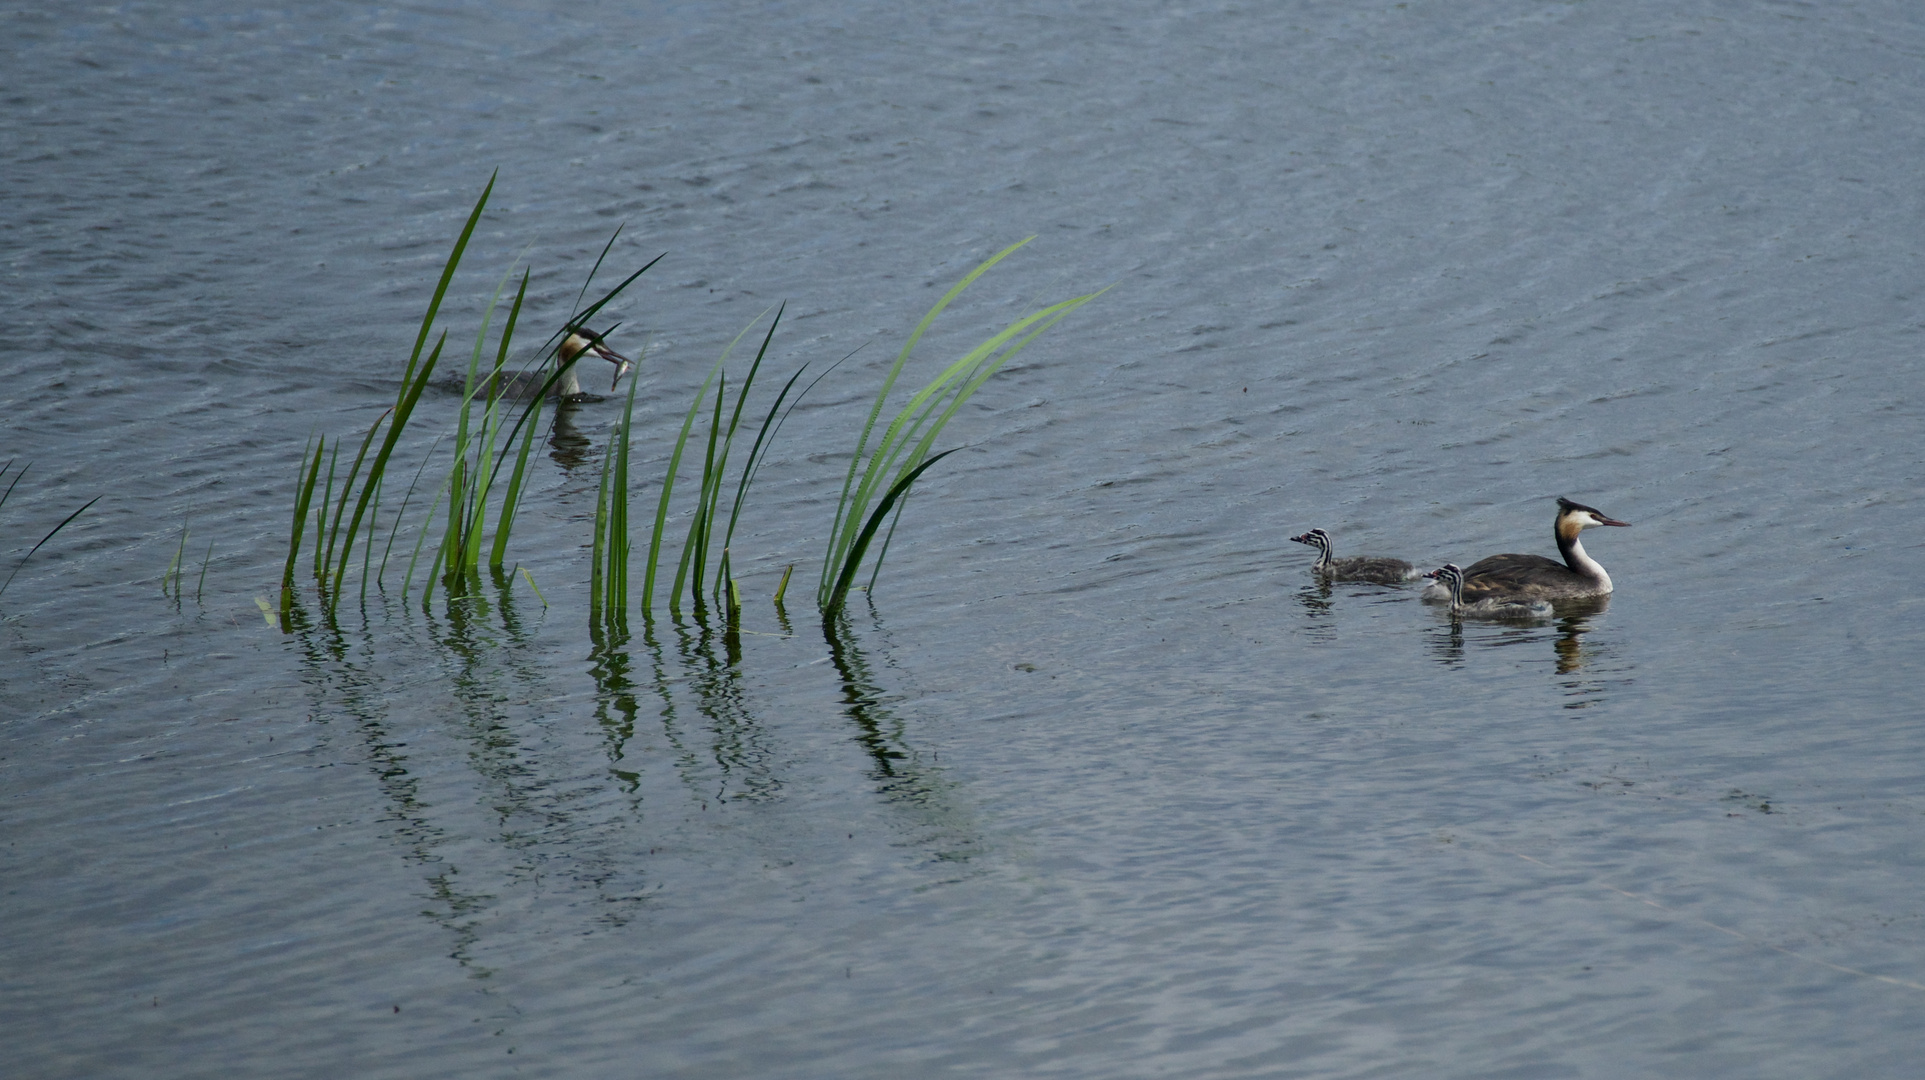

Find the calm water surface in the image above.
[{"left": 6, "top": 1, "right": 1925, "bottom": 1076}]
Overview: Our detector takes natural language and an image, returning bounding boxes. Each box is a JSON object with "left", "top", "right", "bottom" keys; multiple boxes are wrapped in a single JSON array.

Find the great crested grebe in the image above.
[
  {"left": 1420, "top": 496, "right": 1630, "bottom": 604},
  {"left": 1288, "top": 528, "right": 1419, "bottom": 584},
  {"left": 1423, "top": 563, "right": 1553, "bottom": 619},
  {"left": 473, "top": 328, "right": 634, "bottom": 401}
]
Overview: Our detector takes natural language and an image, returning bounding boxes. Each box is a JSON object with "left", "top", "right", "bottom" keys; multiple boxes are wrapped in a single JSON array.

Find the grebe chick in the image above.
[
  {"left": 471, "top": 328, "right": 635, "bottom": 401},
  {"left": 1288, "top": 528, "right": 1420, "bottom": 584},
  {"left": 1420, "top": 497, "right": 1630, "bottom": 604},
  {"left": 1423, "top": 563, "right": 1552, "bottom": 619}
]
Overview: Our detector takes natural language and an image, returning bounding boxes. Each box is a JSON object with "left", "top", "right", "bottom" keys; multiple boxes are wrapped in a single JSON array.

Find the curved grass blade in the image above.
[
  {"left": 329, "top": 333, "right": 445, "bottom": 600},
  {"left": 822, "top": 449, "right": 957, "bottom": 617},
  {"left": 326, "top": 170, "right": 496, "bottom": 606},
  {"left": 818, "top": 268, "right": 1105, "bottom": 608},
  {"left": 0, "top": 495, "right": 101, "bottom": 600},
  {"left": 489, "top": 392, "right": 541, "bottom": 571},
  {"left": 281, "top": 435, "right": 324, "bottom": 613},
  {"left": 320, "top": 407, "right": 392, "bottom": 585},
  {"left": 819, "top": 238, "right": 1034, "bottom": 599},
  {"left": 398, "top": 171, "right": 495, "bottom": 394},
  {"left": 0, "top": 460, "right": 27, "bottom": 514}
]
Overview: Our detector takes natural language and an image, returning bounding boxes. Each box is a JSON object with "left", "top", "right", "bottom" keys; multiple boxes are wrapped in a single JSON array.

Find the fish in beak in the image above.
[{"left": 561, "top": 330, "right": 635, "bottom": 391}]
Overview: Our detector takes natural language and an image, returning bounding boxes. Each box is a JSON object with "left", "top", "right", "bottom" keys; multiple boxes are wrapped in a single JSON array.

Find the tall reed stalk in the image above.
[
  {"left": 817, "top": 239, "right": 1106, "bottom": 615},
  {"left": 590, "top": 373, "right": 640, "bottom": 634}
]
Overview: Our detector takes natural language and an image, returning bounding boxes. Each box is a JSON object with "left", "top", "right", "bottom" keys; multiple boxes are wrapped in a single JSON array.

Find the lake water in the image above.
[{"left": 6, "top": 1, "right": 1925, "bottom": 1076}]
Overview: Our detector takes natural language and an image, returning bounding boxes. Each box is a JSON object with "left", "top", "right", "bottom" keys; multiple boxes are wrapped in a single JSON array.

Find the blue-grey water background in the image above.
[{"left": 6, "top": 1, "right": 1925, "bottom": 1076}]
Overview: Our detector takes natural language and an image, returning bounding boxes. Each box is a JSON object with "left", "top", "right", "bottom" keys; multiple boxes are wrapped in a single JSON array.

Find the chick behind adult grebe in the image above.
[
  {"left": 1288, "top": 528, "right": 1419, "bottom": 584},
  {"left": 1420, "top": 497, "right": 1629, "bottom": 604}
]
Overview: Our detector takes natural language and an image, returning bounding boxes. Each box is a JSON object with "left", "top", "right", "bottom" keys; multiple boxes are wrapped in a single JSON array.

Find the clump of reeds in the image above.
[
  {"left": 0, "top": 459, "right": 101, "bottom": 601},
  {"left": 276, "top": 173, "right": 660, "bottom": 626},
  {"left": 816, "top": 238, "right": 1107, "bottom": 616},
  {"left": 279, "top": 174, "right": 491, "bottom": 622},
  {"left": 635, "top": 304, "right": 811, "bottom": 624}
]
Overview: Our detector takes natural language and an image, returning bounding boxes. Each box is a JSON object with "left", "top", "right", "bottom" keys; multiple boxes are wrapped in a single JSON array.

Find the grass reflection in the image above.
[{"left": 822, "top": 604, "right": 984, "bottom": 870}]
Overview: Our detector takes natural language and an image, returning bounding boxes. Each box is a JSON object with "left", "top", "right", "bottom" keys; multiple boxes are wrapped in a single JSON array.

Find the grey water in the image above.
[{"left": 6, "top": 1, "right": 1925, "bottom": 1075}]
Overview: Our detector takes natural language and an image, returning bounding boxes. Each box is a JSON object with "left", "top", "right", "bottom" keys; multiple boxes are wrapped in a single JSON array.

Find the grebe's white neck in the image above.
[{"left": 1561, "top": 533, "right": 1612, "bottom": 593}]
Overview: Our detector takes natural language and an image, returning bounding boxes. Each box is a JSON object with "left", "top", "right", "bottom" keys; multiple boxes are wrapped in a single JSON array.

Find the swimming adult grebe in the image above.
[
  {"left": 1420, "top": 496, "right": 1629, "bottom": 604},
  {"left": 1422, "top": 563, "right": 1553, "bottom": 619},
  {"left": 470, "top": 328, "right": 634, "bottom": 401},
  {"left": 1288, "top": 528, "right": 1419, "bottom": 584}
]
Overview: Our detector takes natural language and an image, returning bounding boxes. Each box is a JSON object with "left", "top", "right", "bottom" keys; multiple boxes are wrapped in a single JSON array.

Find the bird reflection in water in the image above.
[
  {"left": 547, "top": 402, "right": 593, "bottom": 470},
  {"left": 1423, "top": 595, "right": 1620, "bottom": 706},
  {"left": 1295, "top": 580, "right": 1336, "bottom": 642},
  {"left": 1550, "top": 596, "right": 1610, "bottom": 675}
]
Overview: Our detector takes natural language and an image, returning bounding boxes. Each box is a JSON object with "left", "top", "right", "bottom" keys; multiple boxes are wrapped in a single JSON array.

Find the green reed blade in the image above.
[
  {"left": 723, "top": 357, "right": 808, "bottom": 561},
  {"left": 823, "top": 450, "right": 957, "bottom": 616},
  {"left": 0, "top": 459, "right": 26, "bottom": 515},
  {"left": 570, "top": 224, "right": 625, "bottom": 327},
  {"left": 561, "top": 252, "right": 666, "bottom": 351},
  {"left": 360, "top": 471, "right": 380, "bottom": 605},
  {"left": 490, "top": 392, "right": 540, "bottom": 571},
  {"left": 1, "top": 495, "right": 101, "bottom": 600},
  {"left": 607, "top": 372, "right": 639, "bottom": 623},
  {"left": 589, "top": 431, "right": 614, "bottom": 625},
  {"left": 816, "top": 259, "right": 1105, "bottom": 609},
  {"left": 643, "top": 364, "right": 715, "bottom": 616},
  {"left": 672, "top": 369, "right": 729, "bottom": 613},
  {"left": 402, "top": 476, "right": 449, "bottom": 604},
  {"left": 282, "top": 435, "right": 324, "bottom": 608},
  {"left": 379, "top": 433, "right": 444, "bottom": 587},
  {"left": 421, "top": 536, "right": 446, "bottom": 610},
  {"left": 328, "top": 170, "right": 493, "bottom": 605},
  {"left": 461, "top": 395, "right": 501, "bottom": 577},
  {"left": 196, "top": 538, "right": 213, "bottom": 604},
  {"left": 645, "top": 311, "right": 764, "bottom": 617},
  {"left": 439, "top": 455, "right": 468, "bottom": 592},
  {"left": 165, "top": 521, "right": 189, "bottom": 598},
  {"left": 820, "top": 238, "right": 1034, "bottom": 599},
  {"left": 518, "top": 565, "right": 547, "bottom": 607},
  {"left": 330, "top": 333, "right": 445, "bottom": 601},
  {"left": 398, "top": 171, "right": 494, "bottom": 396},
  {"left": 470, "top": 269, "right": 530, "bottom": 572},
  {"left": 892, "top": 292, "right": 1103, "bottom": 482},
  {"left": 444, "top": 252, "right": 524, "bottom": 587},
  {"left": 314, "top": 441, "right": 339, "bottom": 583},
  {"left": 320, "top": 406, "right": 393, "bottom": 587},
  {"left": 704, "top": 305, "right": 783, "bottom": 607},
  {"left": 866, "top": 495, "right": 905, "bottom": 594}
]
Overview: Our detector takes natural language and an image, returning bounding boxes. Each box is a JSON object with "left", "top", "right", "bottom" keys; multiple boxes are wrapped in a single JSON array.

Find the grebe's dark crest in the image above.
[
  {"left": 1288, "top": 528, "right": 1419, "bottom": 584},
  {"left": 1420, "top": 497, "right": 1629, "bottom": 604},
  {"left": 1422, "top": 563, "right": 1553, "bottom": 619}
]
